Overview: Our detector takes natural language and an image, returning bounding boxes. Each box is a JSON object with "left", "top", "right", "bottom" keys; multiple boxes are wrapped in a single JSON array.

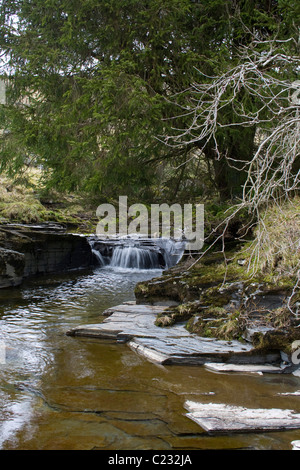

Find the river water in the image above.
[{"left": 0, "top": 265, "right": 300, "bottom": 450}]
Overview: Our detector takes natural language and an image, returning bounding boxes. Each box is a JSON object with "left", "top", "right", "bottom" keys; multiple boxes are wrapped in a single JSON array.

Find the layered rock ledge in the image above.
[
  {"left": 184, "top": 401, "right": 300, "bottom": 433},
  {"left": 66, "top": 301, "right": 290, "bottom": 369},
  {"left": 0, "top": 223, "right": 94, "bottom": 288},
  {"left": 134, "top": 250, "right": 300, "bottom": 360}
]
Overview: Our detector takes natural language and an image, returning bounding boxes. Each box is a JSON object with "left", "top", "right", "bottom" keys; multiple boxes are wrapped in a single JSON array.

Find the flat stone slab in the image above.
[
  {"left": 277, "top": 390, "right": 300, "bottom": 396},
  {"left": 66, "top": 302, "right": 281, "bottom": 366},
  {"left": 293, "top": 368, "right": 300, "bottom": 377},
  {"left": 185, "top": 401, "right": 300, "bottom": 433},
  {"left": 292, "top": 440, "right": 300, "bottom": 450},
  {"left": 204, "top": 362, "right": 284, "bottom": 375}
]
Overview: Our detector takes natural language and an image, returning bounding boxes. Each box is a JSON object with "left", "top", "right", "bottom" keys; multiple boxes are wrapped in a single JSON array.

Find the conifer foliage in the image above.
[{"left": 0, "top": 1, "right": 298, "bottom": 201}]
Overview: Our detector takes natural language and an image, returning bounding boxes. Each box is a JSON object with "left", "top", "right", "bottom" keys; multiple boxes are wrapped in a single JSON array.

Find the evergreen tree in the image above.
[{"left": 0, "top": 0, "right": 297, "bottom": 201}]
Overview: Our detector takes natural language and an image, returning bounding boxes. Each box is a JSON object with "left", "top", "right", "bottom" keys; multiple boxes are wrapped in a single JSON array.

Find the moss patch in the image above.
[
  {"left": 251, "top": 329, "right": 300, "bottom": 355},
  {"left": 155, "top": 300, "right": 203, "bottom": 327}
]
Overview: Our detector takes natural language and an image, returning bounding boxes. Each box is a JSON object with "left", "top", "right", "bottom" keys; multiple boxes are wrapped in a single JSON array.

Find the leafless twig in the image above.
[{"left": 164, "top": 39, "right": 300, "bottom": 311}]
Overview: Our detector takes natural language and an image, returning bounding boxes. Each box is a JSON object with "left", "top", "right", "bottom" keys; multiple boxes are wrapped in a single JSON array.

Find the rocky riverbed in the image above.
[
  {"left": 67, "top": 298, "right": 300, "bottom": 436},
  {"left": 1, "top": 225, "right": 300, "bottom": 444}
]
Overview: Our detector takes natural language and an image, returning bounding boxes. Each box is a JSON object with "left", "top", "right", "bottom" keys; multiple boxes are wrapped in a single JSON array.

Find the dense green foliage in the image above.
[{"left": 0, "top": 0, "right": 298, "bottom": 202}]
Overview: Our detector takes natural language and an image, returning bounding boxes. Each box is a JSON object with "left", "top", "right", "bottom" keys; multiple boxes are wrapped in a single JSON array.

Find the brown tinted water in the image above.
[{"left": 0, "top": 266, "right": 300, "bottom": 450}]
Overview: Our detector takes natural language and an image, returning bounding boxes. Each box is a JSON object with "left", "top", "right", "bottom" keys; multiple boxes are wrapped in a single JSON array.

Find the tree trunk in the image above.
[{"left": 203, "top": 126, "right": 256, "bottom": 201}]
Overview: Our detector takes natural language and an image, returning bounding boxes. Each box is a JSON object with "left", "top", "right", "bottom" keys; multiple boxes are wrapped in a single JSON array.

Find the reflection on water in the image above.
[{"left": 0, "top": 266, "right": 300, "bottom": 450}]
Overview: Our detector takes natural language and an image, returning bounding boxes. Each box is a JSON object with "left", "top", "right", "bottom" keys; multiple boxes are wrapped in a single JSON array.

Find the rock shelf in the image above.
[
  {"left": 184, "top": 401, "right": 300, "bottom": 433},
  {"left": 67, "top": 301, "right": 282, "bottom": 367},
  {"left": 0, "top": 224, "right": 94, "bottom": 287}
]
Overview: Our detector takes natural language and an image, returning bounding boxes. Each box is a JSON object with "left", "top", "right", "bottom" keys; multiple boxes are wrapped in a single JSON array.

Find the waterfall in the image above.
[
  {"left": 89, "top": 237, "right": 185, "bottom": 270},
  {"left": 92, "top": 249, "right": 105, "bottom": 266},
  {"left": 159, "top": 239, "right": 185, "bottom": 268},
  {"left": 110, "top": 246, "right": 162, "bottom": 270}
]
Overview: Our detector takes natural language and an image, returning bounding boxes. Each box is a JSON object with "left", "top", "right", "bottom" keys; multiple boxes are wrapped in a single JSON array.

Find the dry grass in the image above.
[
  {"left": 0, "top": 170, "right": 96, "bottom": 230},
  {"left": 252, "top": 197, "right": 300, "bottom": 280},
  {"left": 0, "top": 171, "right": 46, "bottom": 223}
]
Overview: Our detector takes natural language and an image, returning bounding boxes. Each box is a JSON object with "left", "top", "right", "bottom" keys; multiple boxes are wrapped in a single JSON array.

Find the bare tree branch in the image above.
[{"left": 164, "top": 39, "right": 300, "bottom": 313}]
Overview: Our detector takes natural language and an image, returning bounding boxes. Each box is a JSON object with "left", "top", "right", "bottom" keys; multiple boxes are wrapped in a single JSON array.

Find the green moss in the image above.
[
  {"left": 202, "top": 327, "right": 214, "bottom": 338},
  {"left": 135, "top": 274, "right": 190, "bottom": 304},
  {"left": 0, "top": 174, "right": 98, "bottom": 230},
  {"left": 186, "top": 308, "right": 244, "bottom": 341},
  {"left": 136, "top": 283, "right": 149, "bottom": 294},
  {"left": 251, "top": 329, "right": 300, "bottom": 354},
  {"left": 0, "top": 199, "right": 47, "bottom": 223},
  {"left": 199, "top": 286, "right": 231, "bottom": 307},
  {"left": 215, "top": 311, "right": 243, "bottom": 340},
  {"left": 155, "top": 300, "right": 202, "bottom": 327}
]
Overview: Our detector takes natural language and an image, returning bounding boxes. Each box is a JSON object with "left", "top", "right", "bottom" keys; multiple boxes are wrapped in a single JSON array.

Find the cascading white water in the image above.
[
  {"left": 90, "top": 237, "right": 186, "bottom": 270},
  {"left": 92, "top": 249, "right": 105, "bottom": 266},
  {"left": 158, "top": 239, "right": 185, "bottom": 268},
  {"left": 110, "top": 246, "right": 161, "bottom": 270}
]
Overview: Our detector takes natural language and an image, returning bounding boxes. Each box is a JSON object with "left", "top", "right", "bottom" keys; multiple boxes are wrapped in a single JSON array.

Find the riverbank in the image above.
[
  {"left": 0, "top": 223, "right": 95, "bottom": 288},
  {"left": 0, "top": 173, "right": 98, "bottom": 232},
  {"left": 133, "top": 198, "right": 300, "bottom": 365},
  {"left": 133, "top": 256, "right": 300, "bottom": 361}
]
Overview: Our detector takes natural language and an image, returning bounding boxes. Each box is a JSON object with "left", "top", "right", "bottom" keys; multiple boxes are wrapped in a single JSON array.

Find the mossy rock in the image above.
[
  {"left": 135, "top": 274, "right": 193, "bottom": 304},
  {"left": 186, "top": 308, "right": 243, "bottom": 341},
  {"left": 215, "top": 311, "right": 245, "bottom": 341},
  {"left": 155, "top": 300, "right": 203, "bottom": 327},
  {"left": 135, "top": 246, "right": 251, "bottom": 306},
  {"left": 135, "top": 258, "right": 243, "bottom": 305},
  {"left": 251, "top": 329, "right": 300, "bottom": 355}
]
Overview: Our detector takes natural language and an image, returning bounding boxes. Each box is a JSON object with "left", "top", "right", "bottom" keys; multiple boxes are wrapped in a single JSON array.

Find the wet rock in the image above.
[
  {"left": 250, "top": 328, "right": 300, "bottom": 356},
  {"left": 291, "top": 440, "right": 300, "bottom": 450},
  {"left": 204, "top": 362, "right": 285, "bottom": 374},
  {"left": 184, "top": 401, "right": 300, "bottom": 433},
  {"left": 129, "top": 336, "right": 280, "bottom": 366},
  {"left": 0, "top": 247, "right": 25, "bottom": 288},
  {"left": 21, "top": 231, "right": 93, "bottom": 276},
  {"left": 0, "top": 224, "right": 94, "bottom": 287},
  {"left": 67, "top": 302, "right": 281, "bottom": 366},
  {"left": 89, "top": 237, "right": 185, "bottom": 270}
]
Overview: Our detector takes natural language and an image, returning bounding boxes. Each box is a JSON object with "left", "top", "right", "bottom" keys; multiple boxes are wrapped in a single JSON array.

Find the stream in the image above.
[{"left": 0, "top": 264, "right": 300, "bottom": 450}]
